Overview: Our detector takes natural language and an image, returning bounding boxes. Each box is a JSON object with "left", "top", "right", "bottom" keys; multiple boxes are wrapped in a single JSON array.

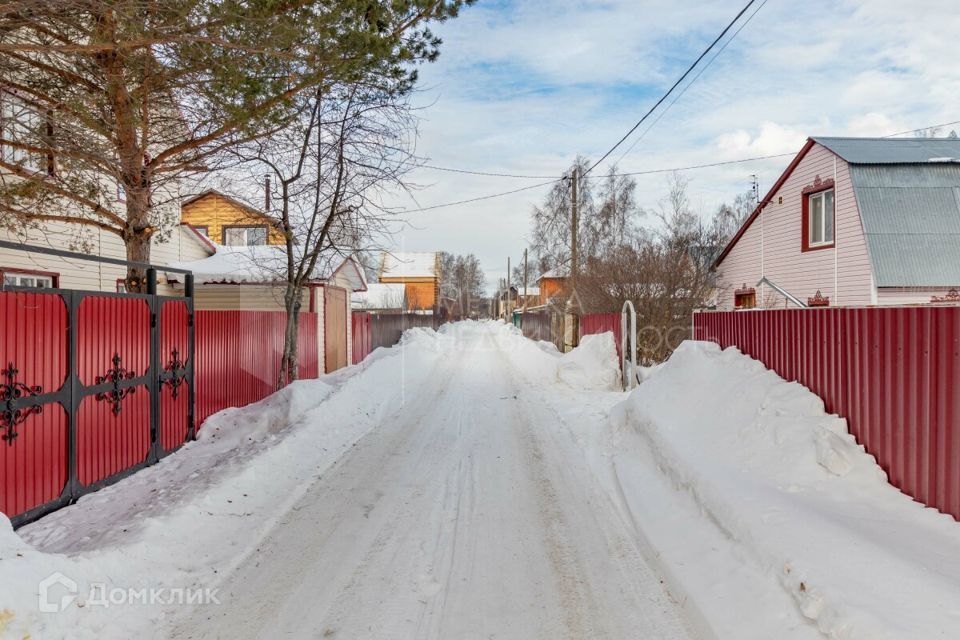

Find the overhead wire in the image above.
[
  {"left": 583, "top": 0, "right": 759, "bottom": 177},
  {"left": 613, "top": 0, "right": 770, "bottom": 165}
]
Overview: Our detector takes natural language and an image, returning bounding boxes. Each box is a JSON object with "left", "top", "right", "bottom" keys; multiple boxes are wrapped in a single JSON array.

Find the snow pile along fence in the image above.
[
  {"left": 368, "top": 312, "right": 440, "bottom": 352},
  {"left": 195, "top": 310, "right": 319, "bottom": 427},
  {"left": 694, "top": 307, "right": 960, "bottom": 520},
  {"left": 579, "top": 312, "right": 623, "bottom": 362}
]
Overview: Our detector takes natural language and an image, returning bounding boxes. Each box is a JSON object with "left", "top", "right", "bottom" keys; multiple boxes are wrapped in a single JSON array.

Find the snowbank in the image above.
[
  {"left": 608, "top": 341, "right": 960, "bottom": 639},
  {"left": 493, "top": 324, "right": 622, "bottom": 391},
  {"left": 0, "top": 326, "right": 450, "bottom": 640},
  {"left": 556, "top": 332, "right": 620, "bottom": 391}
]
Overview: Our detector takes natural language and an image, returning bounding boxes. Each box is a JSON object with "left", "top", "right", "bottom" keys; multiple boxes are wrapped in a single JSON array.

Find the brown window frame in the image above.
[
  {"left": 734, "top": 287, "right": 756, "bottom": 309},
  {"left": 801, "top": 178, "right": 836, "bottom": 252},
  {"left": 221, "top": 224, "right": 268, "bottom": 246},
  {"left": 1, "top": 266, "right": 60, "bottom": 289}
]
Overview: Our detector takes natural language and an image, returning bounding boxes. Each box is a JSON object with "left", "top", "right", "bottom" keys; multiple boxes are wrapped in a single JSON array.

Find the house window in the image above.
[
  {"left": 802, "top": 178, "right": 836, "bottom": 252},
  {"left": 2, "top": 268, "right": 57, "bottom": 289},
  {"left": 808, "top": 189, "right": 834, "bottom": 247},
  {"left": 223, "top": 225, "right": 267, "bottom": 246},
  {"left": 193, "top": 225, "right": 209, "bottom": 238},
  {"left": 734, "top": 287, "right": 756, "bottom": 309},
  {"left": 0, "top": 91, "right": 52, "bottom": 174}
]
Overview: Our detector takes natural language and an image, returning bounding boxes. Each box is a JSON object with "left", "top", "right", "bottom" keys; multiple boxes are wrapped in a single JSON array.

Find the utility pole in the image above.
[
  {"left": 506, "top": 256, "right": 511, "bottom": 319},
  {"left": 522, "top": 248, "right": 528, "bottom": 313},
  {"left": 566, "top": 166, "right": 580, "bottom": 351}
]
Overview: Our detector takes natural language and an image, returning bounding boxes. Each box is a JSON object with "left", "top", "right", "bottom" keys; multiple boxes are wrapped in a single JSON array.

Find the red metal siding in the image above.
[
  {"left": 0, "top": 291, "right": 69, "bottom": 517},
  {"left": 160, "top": 300, "right": 190, "bottom": 451},
  {"left": 694, "top": 307, "right": 960, "bottom": 520},
  {"left": 194, "top": 311, "right": 319, "bottom": 428},
  {"left": 77, "top": 390, "right": 151, "bottom": 486},
  {"left": 579, "top": 312, "right": 623, "bottom": 362},
  {"left": 352, "top": 311, "right": 372, "bottom": 363},
  {"left": 75, "top": 296, "right": 152, "bottom": 486}
]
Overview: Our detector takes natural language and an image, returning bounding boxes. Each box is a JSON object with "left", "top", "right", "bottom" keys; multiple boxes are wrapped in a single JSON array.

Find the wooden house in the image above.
[
  {"left": 181, "top": 190, "right": 285, "bottom": 247},
  {"left": 537, "top": 269, "right": 568, "bottom": 306},
  {"left": 377, "top": 252, "right": 440, "bottom": 312}
]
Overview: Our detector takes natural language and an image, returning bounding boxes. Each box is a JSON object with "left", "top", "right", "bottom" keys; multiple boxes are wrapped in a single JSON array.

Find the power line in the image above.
[
  {"left": 584, "top": 0, "right": 759, "bottom": 177},
  {"left": 400, "top": 179, "right": 562, "bottom": 213},
  {"left": 418, "top": 164, "right": 556, "bottom": 179},
  {"left": 881, "top": 120, "right": 960, "bottom": 138},
  {"left": 614, "top": 152, "right": 792, "bottom": 177},
  {"left": 614, "top": 0, "right": 769, "bottom": 164},
  {"left": 402, "top": 153, "right": 794, "bottom": 213}
]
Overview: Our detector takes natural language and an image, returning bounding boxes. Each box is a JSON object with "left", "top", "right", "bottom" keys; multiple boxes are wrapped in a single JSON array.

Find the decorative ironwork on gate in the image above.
[
  {"left": 0, "top": 246, "right": 196, "bottom": 528},
  {"left": 95, "top": 353, "right": 138, "bottom": 415},
  {"left": 0, "top": 362, "right": 43, "bottom": 445}
]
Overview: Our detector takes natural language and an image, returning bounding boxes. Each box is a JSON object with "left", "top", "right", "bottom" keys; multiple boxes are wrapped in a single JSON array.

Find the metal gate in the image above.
[{"left": 1, "top": 270, "right": 193, "bottom": 527}]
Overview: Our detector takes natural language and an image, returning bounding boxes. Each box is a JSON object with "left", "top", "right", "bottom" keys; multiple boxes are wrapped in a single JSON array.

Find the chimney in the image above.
[{"left": 264, "top": 175, "right": 271, "bottom": 212}]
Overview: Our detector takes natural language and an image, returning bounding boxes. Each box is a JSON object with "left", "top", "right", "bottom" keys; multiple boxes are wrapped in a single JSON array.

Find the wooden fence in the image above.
[{"left": 694, "top": 307, "right": 960, "bottom": 520}]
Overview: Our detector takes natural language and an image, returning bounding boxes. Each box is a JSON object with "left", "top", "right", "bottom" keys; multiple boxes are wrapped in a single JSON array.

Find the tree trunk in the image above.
[
  {"left": 123, "top": 187, "right": 153, "bottom": 292},
  {"left": 278, "top": 282, "right": 302, "bottom": 389}
]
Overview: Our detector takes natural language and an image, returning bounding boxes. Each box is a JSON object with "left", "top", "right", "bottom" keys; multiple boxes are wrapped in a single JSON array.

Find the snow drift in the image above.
[{"left": 611, "top": 341, "right": 960, "bottom": 639}]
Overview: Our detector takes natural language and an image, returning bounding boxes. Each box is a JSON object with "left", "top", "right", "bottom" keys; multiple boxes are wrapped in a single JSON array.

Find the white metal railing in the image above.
[
  {"left": 621, "top": 300, "right": 637, "bottom": 391},
  {"left": 756, "top": 277, "right": 807, "bottom": 309}
]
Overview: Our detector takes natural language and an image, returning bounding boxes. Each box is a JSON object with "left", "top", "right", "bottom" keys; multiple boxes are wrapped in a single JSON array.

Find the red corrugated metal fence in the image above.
[
  {"left": 194, "top": 310, "right": 319, "bottom": 427},
  {"left": 352, "top": 311, "right": 372, "bottom": 363},
  {"left": 580, "top": 312, "right": 623, "bottom": 362},
  {"left": 694, "top": 308, "right": 960, "bottom": 520}
]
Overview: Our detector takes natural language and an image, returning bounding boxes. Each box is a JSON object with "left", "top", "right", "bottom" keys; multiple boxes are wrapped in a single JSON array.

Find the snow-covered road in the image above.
[{"left": 172, "top": 324, "right": 695, "bottom": 640}]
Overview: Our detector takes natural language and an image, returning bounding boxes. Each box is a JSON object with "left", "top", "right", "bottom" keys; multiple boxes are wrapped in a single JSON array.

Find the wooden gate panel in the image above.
[{"left": 325, "top": 287, "right": 348, "bottom": 372}]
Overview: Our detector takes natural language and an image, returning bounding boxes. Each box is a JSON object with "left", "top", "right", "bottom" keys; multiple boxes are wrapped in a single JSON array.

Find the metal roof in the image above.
[
  {"left": 814, "top": 137, "right": 960, "bottom": 164},
  {"left": 849, "top": 164, "right": 960, "bottom": 287}
]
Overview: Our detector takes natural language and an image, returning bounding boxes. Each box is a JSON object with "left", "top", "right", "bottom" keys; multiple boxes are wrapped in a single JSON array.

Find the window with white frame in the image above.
[
  {"left": 2, "top": 270, "right": 56, "bottom": 288},
  {"left": 0, "top": 91, "right": 50, "bottom": 173},
  {"left": 808, "top": 189, "right": 834, "bottom": 247},
  {"left": 223, "top": 225, "right": 268, "bottom": 246}
]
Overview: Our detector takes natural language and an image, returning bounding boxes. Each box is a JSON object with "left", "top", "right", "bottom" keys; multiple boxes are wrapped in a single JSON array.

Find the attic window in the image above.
[
  {"left": 802, "top": 177, "right": 835, "bottom": 251},
  {"left": 223, "top": 225, "right": 267, "bottom": 246}
]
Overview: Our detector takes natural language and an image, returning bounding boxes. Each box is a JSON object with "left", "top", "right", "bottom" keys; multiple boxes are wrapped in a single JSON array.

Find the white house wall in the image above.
[{"left": 0, "top": 222, "right": 210, "bottom": 295}]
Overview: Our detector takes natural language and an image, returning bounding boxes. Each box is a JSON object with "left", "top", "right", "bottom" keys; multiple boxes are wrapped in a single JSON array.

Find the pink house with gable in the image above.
[{"left": 713, "top": 137, "right": 960, "bottom": 310}]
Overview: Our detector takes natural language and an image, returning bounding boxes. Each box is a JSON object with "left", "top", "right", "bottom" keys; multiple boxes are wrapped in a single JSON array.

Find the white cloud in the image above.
[{"left": 380, "top": 0, "right": 960, "bottom": 292}]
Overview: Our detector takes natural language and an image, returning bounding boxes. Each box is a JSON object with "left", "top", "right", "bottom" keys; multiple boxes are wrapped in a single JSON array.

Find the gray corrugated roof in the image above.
[
  {"left": 849, "top": 164, "right": 960, "bottom": 287},
  {"left": 814, "top": 137, "right": 960, "bottom": 164}
]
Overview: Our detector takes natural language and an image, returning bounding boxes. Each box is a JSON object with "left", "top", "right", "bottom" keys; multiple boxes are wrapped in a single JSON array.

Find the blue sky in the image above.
[{"left": 383, "top": 0, "right": 960, "bottom": 291}]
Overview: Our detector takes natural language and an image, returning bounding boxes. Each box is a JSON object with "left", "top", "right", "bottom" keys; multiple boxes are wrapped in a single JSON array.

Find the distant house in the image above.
[
  {"left": 537, "top": 269, "right": 568, "bottom": 306},
  {"left": 169, "top": 237, "right": 367, "bottom": 372},
  {"left": 181, "top": 189, "right": 285, "bottom": 247},
  {"left": 377, "top": 251, "right": 440, "bottom": 312},
  {"left": 353, "top": 282, "right": 407, "bottom": 313},
  {"left": 714, "top": 137, "right": 960, "bottom": 310}
]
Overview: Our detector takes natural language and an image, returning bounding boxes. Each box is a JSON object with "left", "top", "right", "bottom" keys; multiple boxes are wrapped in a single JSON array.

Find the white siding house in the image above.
[{"left": 714, "top": 137, "right": 960, "bottom": 309}]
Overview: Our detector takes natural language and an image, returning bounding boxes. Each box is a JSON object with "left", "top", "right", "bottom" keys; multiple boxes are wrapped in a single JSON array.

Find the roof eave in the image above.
[{"left": 713, "top": 138, "right": 818, "bottom": 269}]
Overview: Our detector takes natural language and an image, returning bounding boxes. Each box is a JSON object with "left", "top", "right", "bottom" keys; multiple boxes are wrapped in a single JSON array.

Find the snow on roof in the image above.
[
  {"left": 379, "top": 251, "right": 437, "bottom": 279},
  {"left": 168, "top": 243, "right": 363, "bottom": 289},
  {"left": 538, "top": 268, "right": 568, "bottom": 280},
  {"left": 352, "top": 283, "right": 406, "bottom": 310}
]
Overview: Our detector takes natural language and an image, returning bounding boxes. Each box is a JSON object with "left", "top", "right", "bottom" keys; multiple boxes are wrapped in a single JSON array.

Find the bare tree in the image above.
[
  {"left": 439, "top": 251, "right": 485, "bottom": 319},
  {"left": 231, "top": 80, "right": 418, "bottom": 386}
]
